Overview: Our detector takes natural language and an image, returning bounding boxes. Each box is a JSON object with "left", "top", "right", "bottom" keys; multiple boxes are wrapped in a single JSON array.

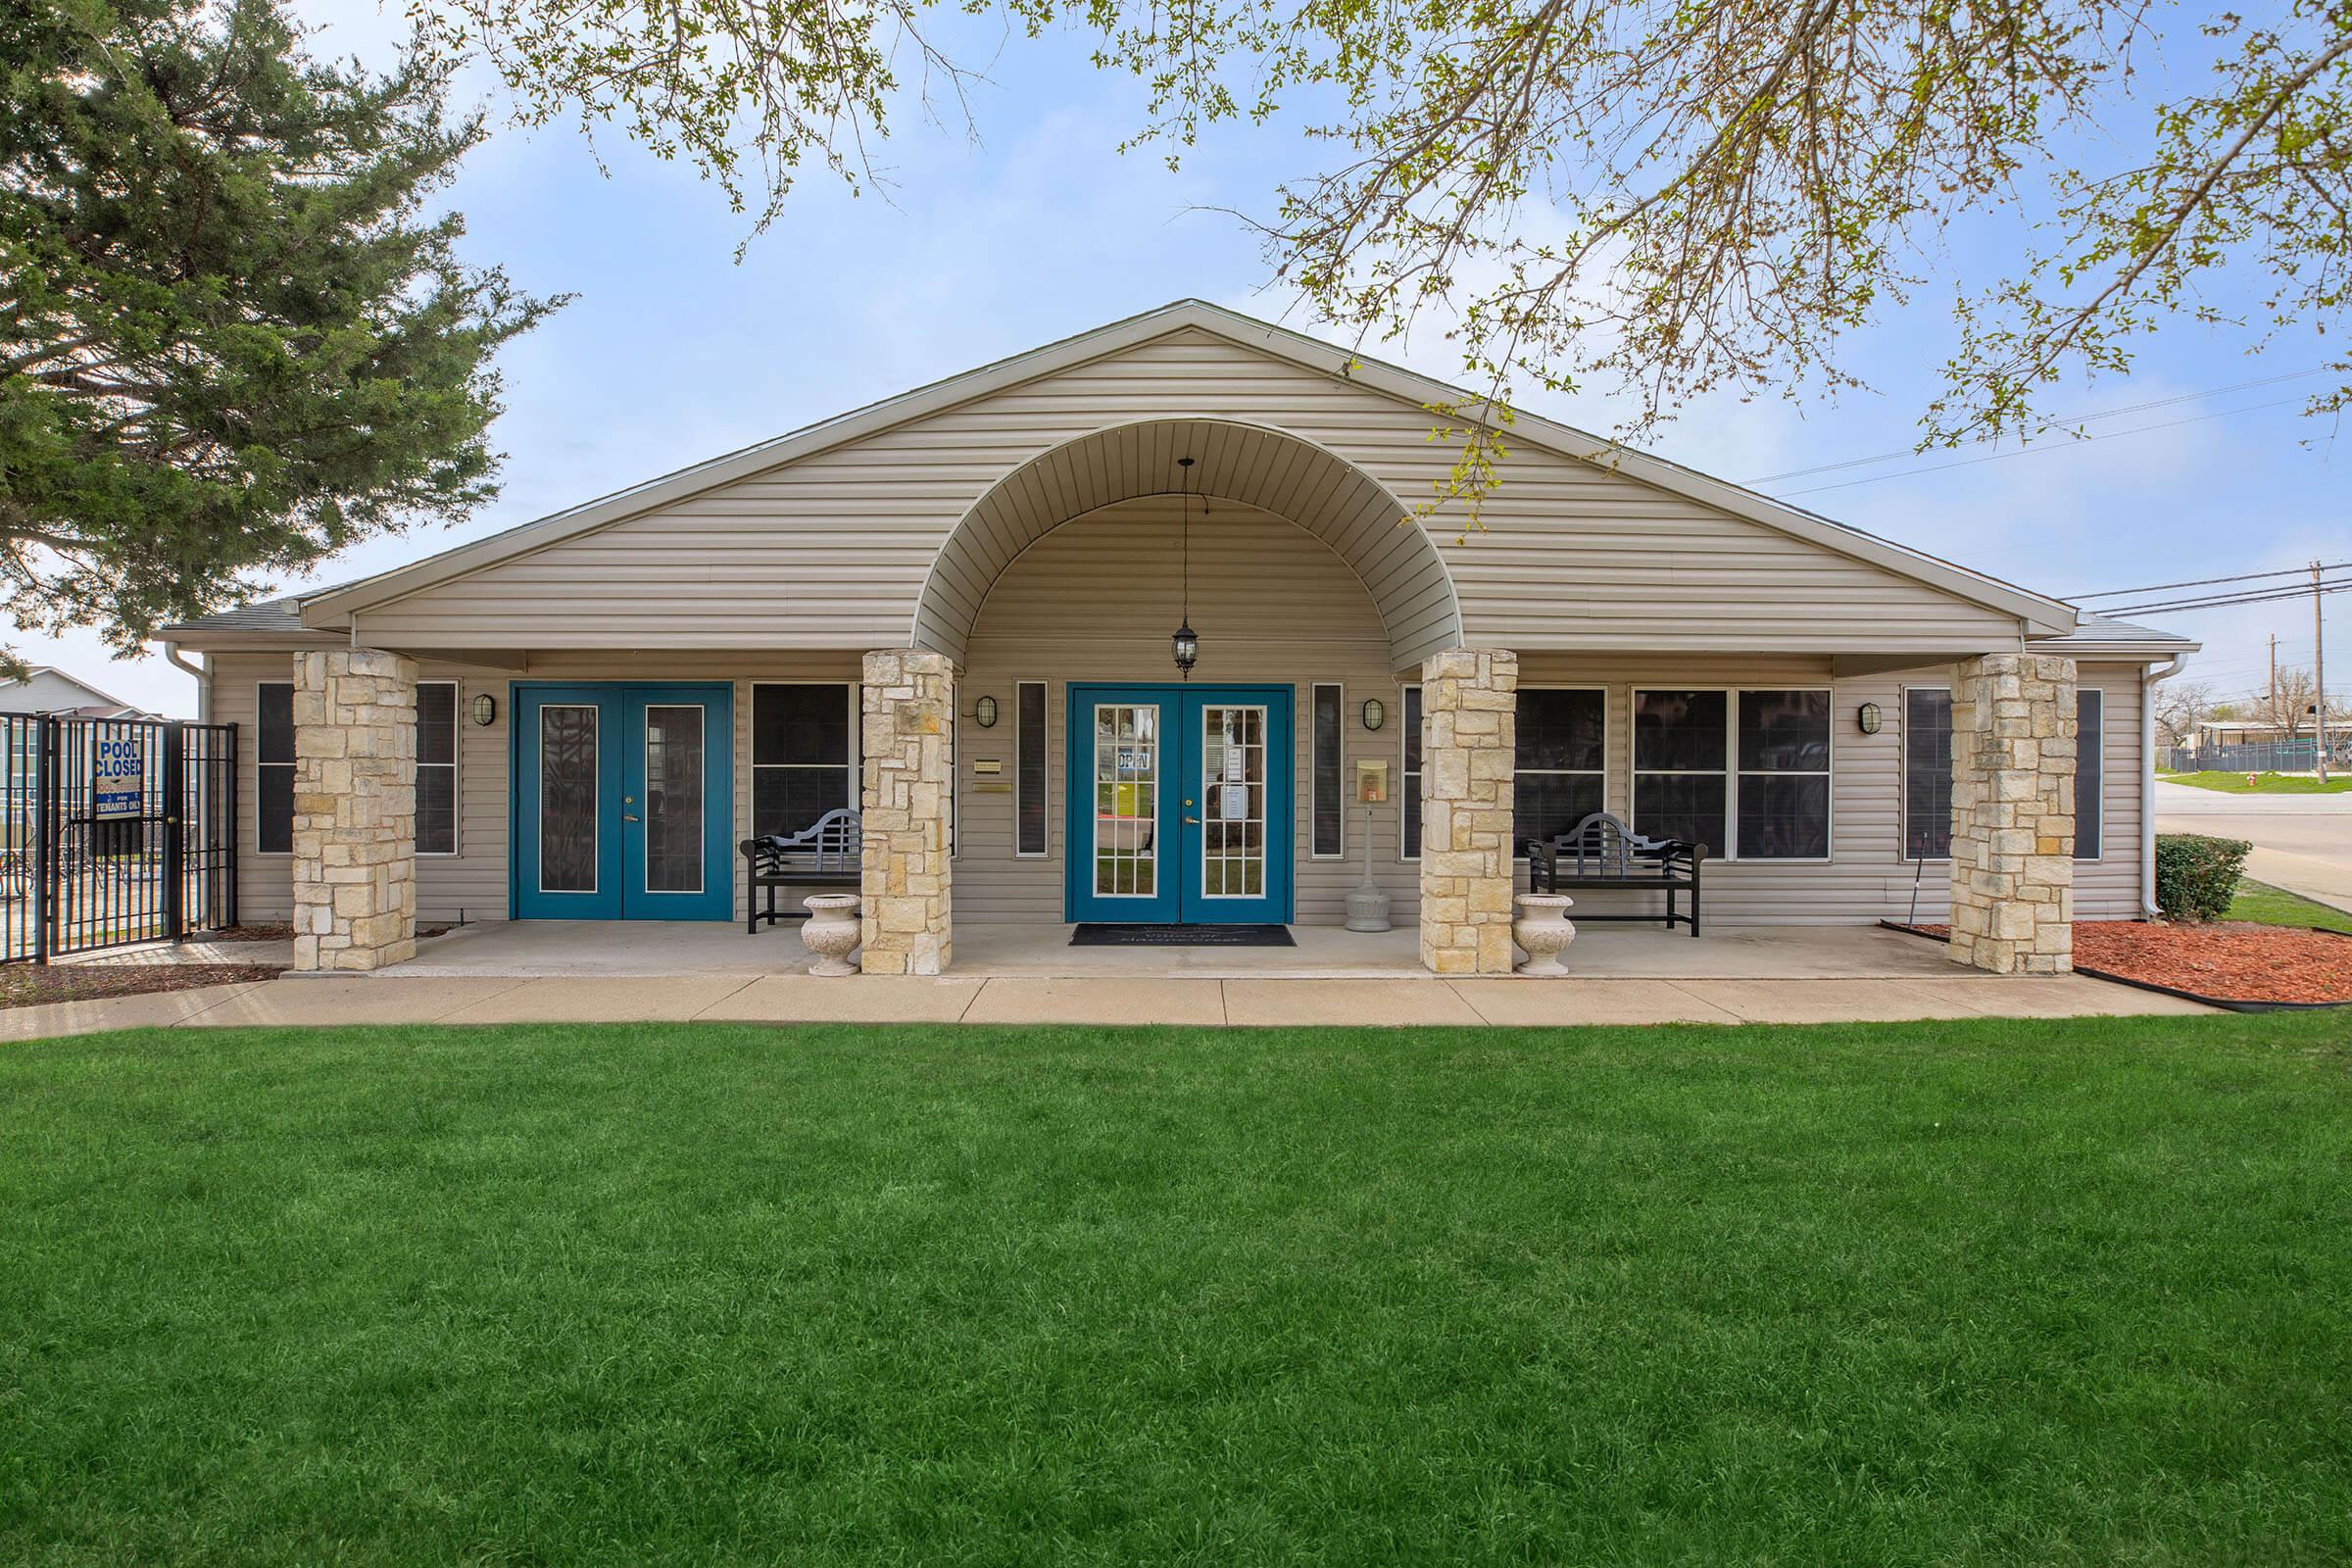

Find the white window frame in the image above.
[
  {"left": 1091, "top": 700, "right": 1162, "bottom": 901},
  {"left": 1309, "top": 681, "right": 1346, "bottom": 860},
  {"left": 1399, "top": 683, "right": 1422, "bottom": 861},
  {"left": 1899, "top": 683, "right": 1953, "bottom": 863},
  {"left": 1199, "top": 701, "right": 1272, "bottom": 898},
  {"left": 640, "top": 700, "right": 708, "bottom": 896},
  {"left": 416, "top": 679, "right": 461, "bottom": 858},
  {"left": 536, "top": 701, "right": 600, "bottom": 896},
  {"left": 1511, "top": 685, "right": 1608, "bottom": 861},
  {"left": 2077, "top": 686, "right": 2104, "bottom": 861},
  {"left": 1013, "top": 679, "right": 1050, "bottom": 859},
  {"left": 1630, "top": 686, "right": 1835, "bottom": 863},
  {"left": 256, "top": 680, "right": 294, "bottom": 857},
  {"left": 750, "top": 680, "right": 860, "bottom": 843}
]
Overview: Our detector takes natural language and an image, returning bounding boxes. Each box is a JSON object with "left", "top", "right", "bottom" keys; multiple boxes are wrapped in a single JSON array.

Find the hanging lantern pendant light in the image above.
[{"left": 1171, "top": 456, "right": 1200, "bottom": 679}]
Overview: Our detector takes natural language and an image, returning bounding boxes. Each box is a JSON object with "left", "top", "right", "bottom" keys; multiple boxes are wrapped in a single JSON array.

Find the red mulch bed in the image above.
[{"left": 1895, "top": 921, "right": 2352, "bottom": 1005}]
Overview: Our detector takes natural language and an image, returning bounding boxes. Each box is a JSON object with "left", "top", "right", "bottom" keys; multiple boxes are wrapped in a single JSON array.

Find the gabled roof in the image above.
[
  {"left": 2028, "top": 612, "right": 2200, "bottom": 657},
  {"left": 0, "top": 665, "right": 143, "bottom": 715},
  {"left": 179, "top": 298, "right": 2081, "bottom": 638}
]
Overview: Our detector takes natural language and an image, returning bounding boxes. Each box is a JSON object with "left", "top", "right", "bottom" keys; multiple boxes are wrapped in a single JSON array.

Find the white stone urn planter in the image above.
[
  {"left": 801, "top": 894, "right": 862, "bottom": 976},
  {"left": 1512, "top": 893, "right": 1577, "bottom": 976}
]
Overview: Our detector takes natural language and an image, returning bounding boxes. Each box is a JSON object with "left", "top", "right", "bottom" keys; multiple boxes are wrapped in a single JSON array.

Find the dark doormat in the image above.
[{"left": 1070, "top": 923, "right": 1296, "bottom": 947}]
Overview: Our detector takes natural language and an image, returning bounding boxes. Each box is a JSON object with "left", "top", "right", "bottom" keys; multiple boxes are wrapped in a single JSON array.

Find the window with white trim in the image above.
[
  {"left": 1633, "top": 689, "right": 1728, "bottom": 854},
  {"left": 416, "top": 681, "right": 458, "bottom": 856},
  {"left": 1311, "top": 683, "right": 1345, "bottom": 858},
  {"left": 1400, "top": 685, "right": 1423, "bottom": 859},
  {"left": 1513, "top": 687, "right": 1605, "bottom": 852},
  {"left": 1736, "top": 689, "right": 1832, "bottom": 859},
  {"left": 2077, "top": 688, "right": 2103, "bottom": 859},
  {"left": 752, "top": 683, "right": 855, "bottom": 840},
  {"left": 1902, "top": 687, "right": 1953, "bottom": 860},
  {"left": 1015, "top": 681, "right": 1048, "bottom": 858},
  {"left": 258, "top": 682, "right": 293, "bottom": 854}
]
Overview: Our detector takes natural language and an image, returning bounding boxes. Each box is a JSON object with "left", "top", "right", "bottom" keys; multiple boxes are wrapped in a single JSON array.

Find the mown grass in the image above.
[
  {"left": 5, "top": 1015, "right": 2351, "bottom": 1565},
  {"left": 2160, "top": 769, "right": 2352, "bottom": 794},
  {"left": 2227, "top": 877, "right": 2352, "bottom": 933}
]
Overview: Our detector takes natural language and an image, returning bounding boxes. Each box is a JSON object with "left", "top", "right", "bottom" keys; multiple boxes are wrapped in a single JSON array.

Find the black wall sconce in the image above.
[{"left": 471, "top": 692, "right": 497, "bottom": 727}]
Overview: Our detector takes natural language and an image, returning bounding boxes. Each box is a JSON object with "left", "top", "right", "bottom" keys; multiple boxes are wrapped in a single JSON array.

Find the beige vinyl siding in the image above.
[
  {"left": 1503, "top": 656, "right": 2148, "bottom": 924},
  {"left": 348, "top": 329, "right": 2024, "bottom": 659},
  {"left": 955, "top": 500, "right": 1419, "bottom": 924},
  {"left": 210, "top": 650, "right": 863, "bottom": 926},
  {"left": 2074, "top": 662, "right": 2144, "bottom": 920}
]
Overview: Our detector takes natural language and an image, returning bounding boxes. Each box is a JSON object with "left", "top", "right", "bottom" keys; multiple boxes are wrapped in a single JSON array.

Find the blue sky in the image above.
[{"left": 47, "top": 0, "right": 2347, "bottom": 715}]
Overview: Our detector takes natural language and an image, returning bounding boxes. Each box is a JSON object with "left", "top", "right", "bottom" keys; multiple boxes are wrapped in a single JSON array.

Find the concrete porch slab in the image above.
[{"left": 185, "top": 976, "right": 533, "bottom": 1028}]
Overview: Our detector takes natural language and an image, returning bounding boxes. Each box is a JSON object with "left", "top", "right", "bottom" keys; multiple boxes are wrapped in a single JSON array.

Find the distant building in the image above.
[{"left": 0, "top": 666, "right": 148, "bottom": 719}]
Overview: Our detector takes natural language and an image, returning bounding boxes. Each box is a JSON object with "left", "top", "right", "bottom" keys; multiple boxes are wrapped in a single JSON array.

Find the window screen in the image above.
[
  {"left": 753, "top": 684, "right": 852, "bottom": 839},
  {"left": 1736, "top": 689, "right": 1831, "bottom": 859},
  {"left": 1633, "top": 690, "right": 1728, "bottom": 853},
  {"left": 2077, "top": 687, "right": 2103, "bottom": 859},
  {"left": 1401, "top": 685, "right": 1423, "bottom": 858},
  {"left": 1312, "top": 684, "right": 1344, "bottom": 858},
  {"left": 1015, "top": 682, "right": 1048, "bottom": 857},
  {"left": 1903, "top": 688, "right": 1953, "bottom": 859},
  {"left": 416, "top": 682, "right": 458, "bottom": 855},
  {"left": 258, "top": 682, "right": 294, "bottom": 854},
  {"left": 1514, "top": 688, "right": 1604, "bottom": 851}
]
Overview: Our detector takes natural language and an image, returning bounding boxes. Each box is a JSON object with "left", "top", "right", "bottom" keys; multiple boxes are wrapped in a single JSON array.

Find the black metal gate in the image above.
[{"left": 0, "top": 714, "right": 238, "bottom": 962}]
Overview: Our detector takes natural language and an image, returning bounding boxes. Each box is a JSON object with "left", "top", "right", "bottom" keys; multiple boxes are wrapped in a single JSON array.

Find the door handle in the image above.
[
  {"left": 622, "top": 813, "right": 641, "bottom": 823},
  {"left": 1185, "top": 815, "right": 1200, "bottom": 824}
]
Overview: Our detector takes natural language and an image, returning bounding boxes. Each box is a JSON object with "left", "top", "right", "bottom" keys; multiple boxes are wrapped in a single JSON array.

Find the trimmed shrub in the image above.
[{"left": 2154, "top": 833, "right": 2251, "bottom": 922}]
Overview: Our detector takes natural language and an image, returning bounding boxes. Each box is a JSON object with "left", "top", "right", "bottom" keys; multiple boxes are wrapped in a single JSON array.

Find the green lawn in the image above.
[
  {"left": 6, "top": 1017, "right": 2351, "bottom": 1564},
  {"left": 2160, "top": 769, "right": 2352, "bottom": 794},
  {"left": 2227, "top": 876, "right": 2352, "bottom": 933}
]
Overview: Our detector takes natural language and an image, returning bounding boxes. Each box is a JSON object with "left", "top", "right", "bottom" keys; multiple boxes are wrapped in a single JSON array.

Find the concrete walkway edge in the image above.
[{"left": 0, "top": 969, "right": 2211, "bottom": 1043}]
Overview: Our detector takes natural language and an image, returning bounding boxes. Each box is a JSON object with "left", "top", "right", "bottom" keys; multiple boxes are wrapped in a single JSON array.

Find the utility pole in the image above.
[
  {"left": 2269, "top": 633, "right": 2279, "bottom": 710},
  {"left": 2317, "top": 561, "right": 2330, "bottom": 785}
]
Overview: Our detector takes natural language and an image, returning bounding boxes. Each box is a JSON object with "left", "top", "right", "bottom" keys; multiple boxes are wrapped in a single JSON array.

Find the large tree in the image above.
[
  {"left": 0, "top": 0, "right": 558, "bottom": 666},
  {"left": 413, "top": 0, "right": 2347, "bottom": 509}
]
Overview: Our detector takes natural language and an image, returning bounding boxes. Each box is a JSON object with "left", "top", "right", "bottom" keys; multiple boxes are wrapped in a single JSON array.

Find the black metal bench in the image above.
[
  {"left": 741, "top": 808, "right": 861, "bottom": 933},
  {"left": 1526, "top": 811, "right": 1705, "bottom": 937}
]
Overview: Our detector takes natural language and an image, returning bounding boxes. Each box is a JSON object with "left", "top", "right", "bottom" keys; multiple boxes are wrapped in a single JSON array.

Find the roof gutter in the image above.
[
  {"left": 2140, "top": 654, "right": 2187, "bottom": 920},
  {"left": 160, "top": 642, "right": 209, "bottom": 723}
]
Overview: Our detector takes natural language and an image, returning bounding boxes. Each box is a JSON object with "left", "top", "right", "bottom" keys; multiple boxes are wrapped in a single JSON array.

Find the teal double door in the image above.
[
  {"left": 512, "top": 683, "right": 734, "bottom": 921},
  {"left": 1064, "top": 683, "right": 1293, "bottom": 924}
]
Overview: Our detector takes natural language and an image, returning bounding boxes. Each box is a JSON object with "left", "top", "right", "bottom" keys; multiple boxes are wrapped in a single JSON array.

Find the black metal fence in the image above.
[
  {"left": 0, "top": 714, "right": 237, "bottom": 962},
  {"left": 2165, "top": 738, "right": 2352, "bottom": 774}
]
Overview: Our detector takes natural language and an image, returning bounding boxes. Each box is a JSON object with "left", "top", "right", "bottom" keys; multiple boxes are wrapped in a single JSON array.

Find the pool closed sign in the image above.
[{"left": 92, "top": 734, "right": 145, "bottom": 821}]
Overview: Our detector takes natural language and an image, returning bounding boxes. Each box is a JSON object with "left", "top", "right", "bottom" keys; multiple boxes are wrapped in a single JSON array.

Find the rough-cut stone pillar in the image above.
[
  {"left": 1418, "top": 648, "right": 1519, "bottom": 975},
  {"left": 1949, "top": 653, "right": 2076, "bottom": 974},
  {"left": 291, "top": 649, "right": 417, "bottom": 973},
  {"left": 859, "top": 649, "right": 955, "bottom": 975}
]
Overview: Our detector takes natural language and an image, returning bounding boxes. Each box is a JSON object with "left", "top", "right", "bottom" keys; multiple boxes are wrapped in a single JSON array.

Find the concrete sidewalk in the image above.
[{"left": 0, "top": 968, "right": 2210, "bottom": 1043}]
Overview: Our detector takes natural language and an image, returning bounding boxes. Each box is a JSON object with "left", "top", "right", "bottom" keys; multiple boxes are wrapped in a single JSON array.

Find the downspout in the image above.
[
  {"left": 162, "top": 642, "right": 209, "bottom": 723},
  {"left": 2140, "top": 654, "right": 2187, "bottom": 920}
]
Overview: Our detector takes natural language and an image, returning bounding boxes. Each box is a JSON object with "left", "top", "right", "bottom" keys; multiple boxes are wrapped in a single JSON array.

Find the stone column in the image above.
[
  {"left": 859, "top": 649, "right": 956, "bottom": 975},
  {"left": 1949, "top": 653, "right": 2076, "bottom": 974},
  {"left": 1418, "top": 647, "right": 1519, "bottom": 975},
  {"left": 291, "top": 649, "right": 417, "bottom": 973}
]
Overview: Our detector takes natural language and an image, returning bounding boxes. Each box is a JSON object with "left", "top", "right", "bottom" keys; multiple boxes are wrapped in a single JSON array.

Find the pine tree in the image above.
[{"left": 0, "top": 0, "right": 561, "bottom": 664}]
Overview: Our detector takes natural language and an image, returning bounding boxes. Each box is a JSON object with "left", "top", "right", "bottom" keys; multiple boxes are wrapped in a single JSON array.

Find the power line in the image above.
[
  {"left": 2071, "top": 562, "right": 2352, "bottom": 600},
  {"left": 1743, "top": 367, "right": 2334, "bottom": 486},
  {"left": 2106, "top": 578, "right": 2352, "bottom": 616},
  {"left": 1766, "top": 396, "right": 2314, "bottom": 498}
]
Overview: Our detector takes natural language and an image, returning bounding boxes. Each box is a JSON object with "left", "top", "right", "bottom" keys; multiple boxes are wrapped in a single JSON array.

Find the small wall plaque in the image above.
[
  {"left": 972, "top": 759, "right": 1003, "bottom": 776},
  {"left": 1354, "top": 760, "right": 1390, "bottom": 804}
]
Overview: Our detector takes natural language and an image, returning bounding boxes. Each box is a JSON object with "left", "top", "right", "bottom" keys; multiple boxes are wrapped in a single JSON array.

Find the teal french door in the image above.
[
  {"left": 1064, "top": 684, "right": 1293, "bottom": 924},
  {"left": 513, "top": 683, "right": 734, "bottom": 920}
]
